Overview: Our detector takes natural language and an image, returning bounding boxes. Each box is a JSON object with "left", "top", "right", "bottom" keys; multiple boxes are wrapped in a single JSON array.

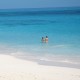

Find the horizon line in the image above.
[{"left": 0, "top": 6, "right": 80, "bottom": 10}]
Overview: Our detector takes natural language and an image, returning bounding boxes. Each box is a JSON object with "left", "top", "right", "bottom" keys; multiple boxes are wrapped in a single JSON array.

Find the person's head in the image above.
[
  {"left": 46, "top": 36, "right": 48, "bottom": 38},
  {"left": 42, "top": 37, "right": 44, "bottom": 39}
]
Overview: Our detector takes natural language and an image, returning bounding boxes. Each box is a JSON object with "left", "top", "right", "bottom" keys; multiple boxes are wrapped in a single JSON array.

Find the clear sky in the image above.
[{"left": 0, "top": 0, "right": 80, "bottom": 9}]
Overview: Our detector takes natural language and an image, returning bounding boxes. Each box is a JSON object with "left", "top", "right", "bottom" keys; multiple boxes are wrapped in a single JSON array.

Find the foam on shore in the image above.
[{"left": 0, "top": 54, "right": 80, "bottom": 80}]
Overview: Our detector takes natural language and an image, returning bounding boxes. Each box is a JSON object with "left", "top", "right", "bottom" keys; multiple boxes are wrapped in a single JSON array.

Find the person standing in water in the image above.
[
  {"left": 45, "top": 36, "right": 48, "bottom": 43},
  {"left": 41, "top": 37, "right": 45, "bottom": 43}
]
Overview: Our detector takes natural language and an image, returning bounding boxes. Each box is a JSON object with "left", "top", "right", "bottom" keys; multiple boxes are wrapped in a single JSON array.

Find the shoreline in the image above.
[
  {"left": 0, "top": 54, "right": 80, "bottom": 80},
  {"left": 0, "top": 43, "right": 80, "bottom": 69},
  {"left": 15, "top": 55, "right": 80, "bottom": 69}
]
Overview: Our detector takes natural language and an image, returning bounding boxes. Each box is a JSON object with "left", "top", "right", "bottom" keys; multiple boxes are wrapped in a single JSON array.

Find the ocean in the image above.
[{"left": 0, "top": 7, "right": 80, "bottom": 68}]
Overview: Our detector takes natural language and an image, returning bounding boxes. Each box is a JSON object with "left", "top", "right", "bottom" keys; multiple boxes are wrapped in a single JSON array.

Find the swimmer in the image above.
[
  {"left": 41, "top": 37, "right": 45, "bottom": 43},
  {"left": 45, "top": 36, "right": 48, "bottom": 43}
]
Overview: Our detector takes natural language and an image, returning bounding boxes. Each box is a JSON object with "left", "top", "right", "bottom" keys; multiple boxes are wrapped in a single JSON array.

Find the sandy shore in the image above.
[{"left": 0, "top": 54, "right": 80, "bottom": 80}]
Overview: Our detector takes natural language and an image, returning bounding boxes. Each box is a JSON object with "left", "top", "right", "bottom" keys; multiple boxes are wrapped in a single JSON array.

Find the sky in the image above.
[{"left": 0, "top": 0, "right": 80, "bottom": 9}]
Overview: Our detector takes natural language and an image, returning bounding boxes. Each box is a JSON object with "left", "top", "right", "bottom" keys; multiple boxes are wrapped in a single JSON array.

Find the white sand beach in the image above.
[{"left": 0, "top": 54, "right": 80, "bottom": 80}]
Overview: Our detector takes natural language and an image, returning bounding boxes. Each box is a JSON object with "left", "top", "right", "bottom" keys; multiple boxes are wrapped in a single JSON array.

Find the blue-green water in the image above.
[{"left": 0, "top": 7, "right": 80, "bottom": 67}]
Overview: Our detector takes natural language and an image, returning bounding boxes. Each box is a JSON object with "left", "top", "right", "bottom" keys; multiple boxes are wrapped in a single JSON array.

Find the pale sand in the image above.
[{"left": 0, "top": 54, "right": 80, "bottom": 80}]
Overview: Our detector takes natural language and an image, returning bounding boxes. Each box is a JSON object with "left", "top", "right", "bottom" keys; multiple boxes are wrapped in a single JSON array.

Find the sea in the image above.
[{"left": 0, "top": 7, "right": 80, "bottom": 68}]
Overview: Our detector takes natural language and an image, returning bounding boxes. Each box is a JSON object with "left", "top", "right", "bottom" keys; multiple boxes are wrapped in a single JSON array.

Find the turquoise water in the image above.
[{"left": 0, "top": 7, "right": 80, "bottom": 67}]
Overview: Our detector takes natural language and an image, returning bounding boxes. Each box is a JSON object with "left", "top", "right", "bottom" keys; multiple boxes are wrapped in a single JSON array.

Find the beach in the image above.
[{"left": 0, "top": 54, "right": 80, "bottom": 80}]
